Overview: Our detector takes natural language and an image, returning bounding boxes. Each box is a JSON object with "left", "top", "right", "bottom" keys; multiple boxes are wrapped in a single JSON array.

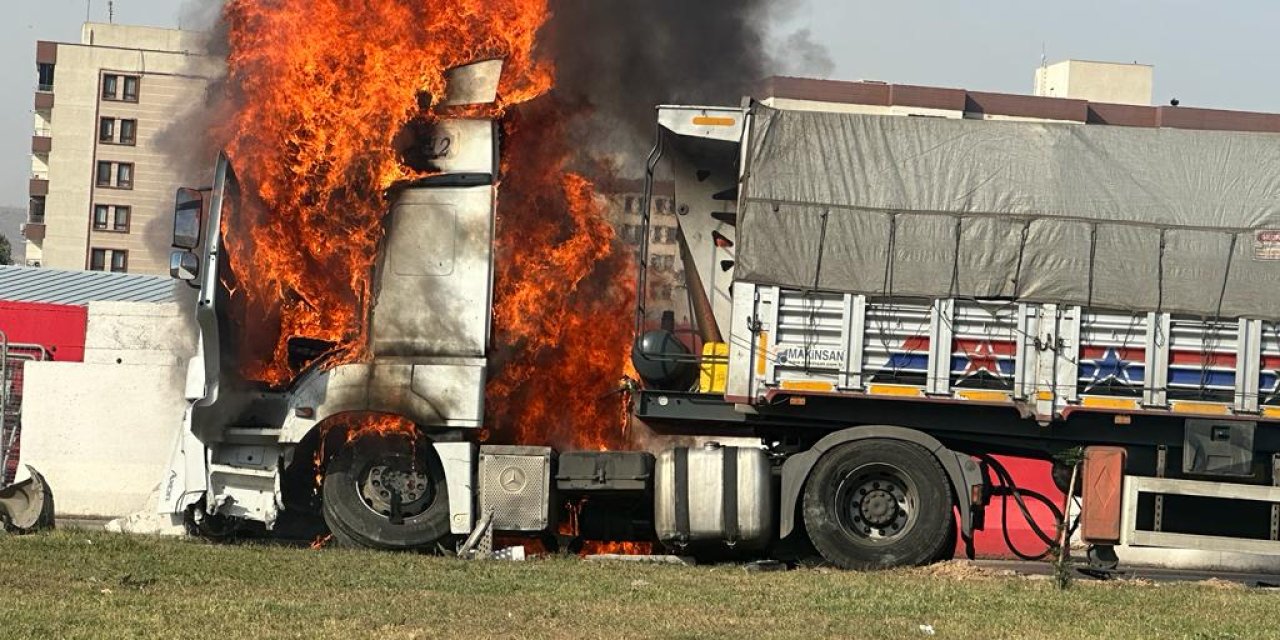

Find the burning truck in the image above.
[{"left": 146, "top": 45, "right": 1280, "bottom": 570}]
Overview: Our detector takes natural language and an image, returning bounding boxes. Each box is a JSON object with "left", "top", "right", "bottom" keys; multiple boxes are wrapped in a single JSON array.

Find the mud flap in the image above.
[{"left": 0, "top": 466, "right": 54, "bottom": 533}]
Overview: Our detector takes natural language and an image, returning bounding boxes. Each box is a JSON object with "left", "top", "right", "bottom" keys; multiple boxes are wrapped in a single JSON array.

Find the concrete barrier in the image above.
[{"left": 20, "top": 301, "right": 192, "bottom": 518}]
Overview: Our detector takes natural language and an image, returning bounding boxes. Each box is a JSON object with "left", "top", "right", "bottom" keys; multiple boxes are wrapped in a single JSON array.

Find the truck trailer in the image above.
[{"left": 151, "top": 61, "right": 1280, "bottom": 570}]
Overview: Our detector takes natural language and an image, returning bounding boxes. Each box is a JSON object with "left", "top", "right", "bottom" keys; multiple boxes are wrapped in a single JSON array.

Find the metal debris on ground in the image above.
[
  {"left": 491, "top": 546, "right": 527, "bottom": 562},
  {"left": 584, "top": 554, "right": 696, "bottom": 565}
]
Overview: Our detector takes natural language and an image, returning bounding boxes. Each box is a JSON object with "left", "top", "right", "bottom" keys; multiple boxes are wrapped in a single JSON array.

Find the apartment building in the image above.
[
  {"left": 601, "top": 181, "right": 690, "bottom": 327},
  {"left": 24, "top": 23, "right": 221, "bottom": 275}
]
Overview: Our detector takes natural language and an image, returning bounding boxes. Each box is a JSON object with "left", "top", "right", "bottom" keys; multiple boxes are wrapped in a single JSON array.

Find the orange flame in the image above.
[
  {"left": 218, "top": 0, "right": 554, "bottom": 385},
  {"left": 311, "top": 413, "right": 418, "bottom": 488},
  {"left": 579, "top": 541, "right": 655, "bottom": 556},
  {"left": 218, "top": 1, "right": 637, "bottom": 450},
  {"left": 486, "top": 101, "right": 638, "bottom": 451}
]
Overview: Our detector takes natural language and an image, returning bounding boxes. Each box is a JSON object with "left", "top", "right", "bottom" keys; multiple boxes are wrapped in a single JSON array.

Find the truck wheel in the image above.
[
  {"left": 932, "top": 510, "right": 959, "bottom": 562},
  {"left": 322, "top": 434, "right": 450, "bottom": 551},
  {"left": 803, "top": 439, "right": 954, "bottom": 570}
]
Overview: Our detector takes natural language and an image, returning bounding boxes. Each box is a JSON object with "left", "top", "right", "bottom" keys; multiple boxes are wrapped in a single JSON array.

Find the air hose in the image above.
[{"left": 976, "top": 454, "right": 1079, "bottom": 561}]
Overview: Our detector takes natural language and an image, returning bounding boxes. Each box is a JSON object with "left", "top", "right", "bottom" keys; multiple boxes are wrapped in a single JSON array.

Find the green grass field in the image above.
[{"left": 0, "top": 531, "right": 1275, "bottom": 639}]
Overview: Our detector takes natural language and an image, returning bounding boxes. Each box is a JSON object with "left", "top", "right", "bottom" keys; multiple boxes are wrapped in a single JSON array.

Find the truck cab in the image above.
[{"left": 157, "top": 61, "right": 509, "bottom": 549}]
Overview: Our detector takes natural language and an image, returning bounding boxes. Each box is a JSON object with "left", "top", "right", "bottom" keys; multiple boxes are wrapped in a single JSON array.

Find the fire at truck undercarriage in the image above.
[{"left": 81, "top": 0, "right": 1280, "bottom": 573}]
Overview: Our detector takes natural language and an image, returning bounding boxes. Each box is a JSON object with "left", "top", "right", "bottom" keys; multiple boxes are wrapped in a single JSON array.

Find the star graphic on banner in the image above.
[
  {"left": 1083, "top": 348, "right": 1141, "bottom": 389},
  {"left": 1260, "top": 356, "right": 1280, "bottom": 401},
  {"left": 962, "top": 342, "right": 1005, "bottom": 379}
]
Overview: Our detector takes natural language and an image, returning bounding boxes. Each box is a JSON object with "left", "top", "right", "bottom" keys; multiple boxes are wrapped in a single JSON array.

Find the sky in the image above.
[{"left": 4, "top": 0, "right": 1280, "bottom": 208}]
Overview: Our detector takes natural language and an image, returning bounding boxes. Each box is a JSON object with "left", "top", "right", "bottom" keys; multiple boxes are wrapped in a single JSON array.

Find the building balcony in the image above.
[
  {"left": 29, "top": 178, "right": 48, "bottom": 197},
  {"left": 21, "top": 221, "right": 45, "bottom": 242},
  {"left": 31, "top": 135, "right": 51, "bottom": 154},
  {"left": 26, "top": 194, "right": 46, "bottom": 242},
  {"left": 34, "top": 92, "right": 54, "bottom": 110}
]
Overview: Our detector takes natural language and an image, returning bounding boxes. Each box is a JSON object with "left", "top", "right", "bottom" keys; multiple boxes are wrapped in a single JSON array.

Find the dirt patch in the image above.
[
  {"left": 912, "top": 560, "right": 1017, "bottom": 581},
  {"left": 1078, "top": 576, "right": 1157, "bottom": 588},
  {"left": 1196, "top": 578, "right": 1245, "bottom": 590}
]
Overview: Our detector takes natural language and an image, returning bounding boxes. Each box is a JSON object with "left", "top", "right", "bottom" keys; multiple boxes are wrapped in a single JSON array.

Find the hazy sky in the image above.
[{"left": 4, "top": 0, "right": 1280, "bottom": 207}]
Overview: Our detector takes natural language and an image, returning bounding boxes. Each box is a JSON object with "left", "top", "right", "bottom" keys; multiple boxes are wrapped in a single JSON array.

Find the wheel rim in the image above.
[
  {"left": 834, "top": 462, "right": 919, "bottom": 543},
  {"left": 355, "top": 456, "right": 435, "bottom": 522}
]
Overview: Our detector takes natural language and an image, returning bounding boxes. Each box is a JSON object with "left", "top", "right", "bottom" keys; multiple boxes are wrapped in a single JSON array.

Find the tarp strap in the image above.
[
  {"left": 804, "top": 211, "right": 831, "bottom": 372},
  {"left": 1155, "top": 229, "right": 1168, "bottom": 348},
  {"left": 1156, "top": 229, "right": 1168, "bottom": 317},
  {"left": 1199, "top": 233, "right": 1239, "bottom": 395},
  {"left": 722, "top": 447, "right": 739, "bottom": 544},
  {"left": 1086, "top": 223, "right": 1099, "bottom": 310},
  {"left": 949, "top": 215, "right": 963, "bottom": 298},
  {"left": 674, "top": 447, "right": 690, "bottom": 542},
  {"left": 1012, "top": 220, "right": 1031, "bottom": 298},
  {"left": 1214, "top": 233, "right": 1239, "bottom": 321},
  {"left": 881, "top": 213, "right": 899, "bottom": 297},
  {"left": 813, "top": 210, "right": 830, "bottom": 290}
]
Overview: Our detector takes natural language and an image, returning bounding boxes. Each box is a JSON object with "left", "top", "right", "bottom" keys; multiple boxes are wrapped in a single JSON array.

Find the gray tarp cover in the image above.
[{"left": 737, "top": 106, "right": 1280, "bottom": 319}]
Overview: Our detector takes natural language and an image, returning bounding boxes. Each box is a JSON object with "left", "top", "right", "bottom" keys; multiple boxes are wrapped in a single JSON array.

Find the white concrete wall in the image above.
[
  {"left": 19, "top": 301, "right": 194, "bottom": 518},
  {"left": 1035, "top": 60, "right": 1153, "bottom": 106}
]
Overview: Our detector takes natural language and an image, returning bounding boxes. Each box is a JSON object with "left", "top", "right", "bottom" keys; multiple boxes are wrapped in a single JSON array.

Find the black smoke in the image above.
[
  {"left": 544, "top": 1, "right": 768, "bottom": 133},
  {"left": 542, "top": 0, "right": 830, "bottom": 170}
]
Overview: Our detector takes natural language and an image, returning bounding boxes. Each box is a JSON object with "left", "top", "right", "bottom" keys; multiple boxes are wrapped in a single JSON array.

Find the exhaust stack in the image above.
[{"left": 677, "top": 221, "right": 723, "bottom": 344}]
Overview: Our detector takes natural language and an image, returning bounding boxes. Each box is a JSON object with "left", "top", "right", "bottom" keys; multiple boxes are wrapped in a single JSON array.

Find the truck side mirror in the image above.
[
  {"left": 173, "top": 188, "right": 204, "bottom": 250},
  {"left": 170, "top": 250, "right": 200, "bottom": 284}
]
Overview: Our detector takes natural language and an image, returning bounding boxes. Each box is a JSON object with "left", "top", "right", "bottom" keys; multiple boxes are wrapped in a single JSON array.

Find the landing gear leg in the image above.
[{"left": 1086, "top": 544, "right": 1119, "bottom": 571}]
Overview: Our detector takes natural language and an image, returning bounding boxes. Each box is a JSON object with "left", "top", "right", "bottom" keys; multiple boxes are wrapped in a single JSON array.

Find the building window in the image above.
[
  {"left": 96, "top": 161, "right": 112, "bottom": 186},
  {"left": 37, "top": 63, "right": 55, "bottom": 92},
  {"left": 92, "top": 205, "right": 130, "bottom": 232},
  {"left": 89, "top": 248, "right": 128, "bottom": 273},
  {"left": 122, "top": 76, "right": 139, "bottom": 102},
  {"left": 99, "top": 118, "right": 137, "bottom": 145},
  {"left": 119, "top": 119, "right": 137, "bottom": 145},
  {"left": 93, "top": 204, "right": 110, "bottom": 230},
  {"left": 652, "top": 226, "right": 683, "bottom": 245},
  {"left": 113, "top": 206, "right": 130, "bottom": 232},
  {"left": 29, "top": 196, "right": 46, "bottom": 224},
  {"left": 99, "top": 117, "right": 116, "bottom": 143},
  {"left": 103, "top": 74, "right": 139, "bottom": 102},
  {"left": 96, "top": 161, "right": 135, "bottom": 189}
]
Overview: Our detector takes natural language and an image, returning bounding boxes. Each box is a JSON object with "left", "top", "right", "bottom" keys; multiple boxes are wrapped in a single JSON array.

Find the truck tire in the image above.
[
  {"left": 932, "top": 511, "right": 958, "bottom": 562},
  {"left": 803, "top": 439, "right": 954, "bottom": 570},
  {"left": 322, "top": 434, "right": 450, "bottom": 551}
]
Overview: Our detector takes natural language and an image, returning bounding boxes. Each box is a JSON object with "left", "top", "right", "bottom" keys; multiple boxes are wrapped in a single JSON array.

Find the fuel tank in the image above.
[{"left": 654, "top": 443, "right": 773, "bottom": 550}]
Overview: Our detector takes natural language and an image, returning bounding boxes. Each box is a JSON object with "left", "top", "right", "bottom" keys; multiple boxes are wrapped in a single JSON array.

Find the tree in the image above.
[{"left": 0, "top": 234, "right": 11, "bottom": 266}]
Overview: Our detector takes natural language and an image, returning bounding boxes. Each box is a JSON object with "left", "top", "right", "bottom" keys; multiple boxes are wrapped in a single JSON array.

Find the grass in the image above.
[{"left": 0, "top": 531, "right": 1276, "bottom": 639}]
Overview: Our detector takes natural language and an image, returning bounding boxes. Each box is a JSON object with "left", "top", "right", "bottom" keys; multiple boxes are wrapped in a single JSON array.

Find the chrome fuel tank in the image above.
[{"left": 654, "top": 443, "right": 773, "bottom": 549}]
